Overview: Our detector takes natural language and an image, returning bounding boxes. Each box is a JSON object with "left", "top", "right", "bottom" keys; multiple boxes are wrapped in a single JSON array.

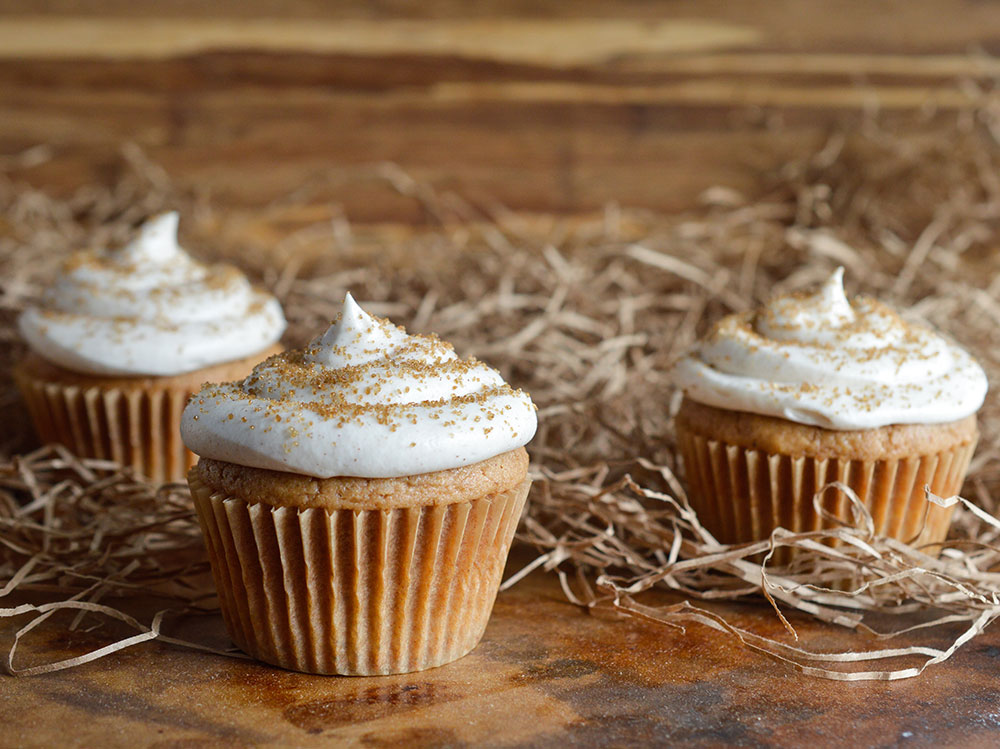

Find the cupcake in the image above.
[
  {"left": 181, "top": 294, "right": 537, "bottom": 675},
  {"left": 15, "top": 212, "right": 286, "bottom": 482},
  {"left": 671, "top": 268, "right": 986, "bottom": 556}
]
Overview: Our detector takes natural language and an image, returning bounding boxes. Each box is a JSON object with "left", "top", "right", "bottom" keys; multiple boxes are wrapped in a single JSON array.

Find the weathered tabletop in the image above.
[
  {"left": 4, "top": 1, "right": 1000, "bottom": 746},
  {"left": 4, "top": 547, "right": 1000, "bottom": 748}
]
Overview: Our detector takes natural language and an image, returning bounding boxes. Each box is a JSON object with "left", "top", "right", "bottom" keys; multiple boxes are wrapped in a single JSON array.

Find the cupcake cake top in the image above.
[
  {"left": 18, "top": 212, "right": 286, "bottom": 377},
  {"left": 180, "top": 293, "right": 537, "bottom": 478},
  {"left": 671, "top": 268, "right": 987, "bottom": 430}
]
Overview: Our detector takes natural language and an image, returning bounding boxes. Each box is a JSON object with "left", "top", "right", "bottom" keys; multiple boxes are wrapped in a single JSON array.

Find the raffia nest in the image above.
[{"left": 4, "top": 105, "right": 1000, "bottom": 680}]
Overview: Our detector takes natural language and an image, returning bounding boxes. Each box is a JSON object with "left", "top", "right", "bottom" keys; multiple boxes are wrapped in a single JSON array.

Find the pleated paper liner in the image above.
[
  {"left": 676, "top": 428, "right": 977, "bottom": 566},
  {"left": 189, "top": 469, "right": 531, "bottom": 676},
  {"left": 14, "top": 369, "right": 195, "bottom": 484}
]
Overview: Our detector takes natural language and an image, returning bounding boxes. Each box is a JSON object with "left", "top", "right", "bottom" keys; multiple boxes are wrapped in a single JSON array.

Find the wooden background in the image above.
[
  {"left": 4, "top": 0, "right": 1000, "bottom": 222},
  {"left": 5, "top": 2, "right": 1000, "bottom": 747}
]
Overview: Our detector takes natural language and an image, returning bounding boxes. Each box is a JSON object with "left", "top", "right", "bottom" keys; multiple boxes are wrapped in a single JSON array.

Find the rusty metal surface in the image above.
[{"left": 3, "top": 549, "right": 1000, "bottom": 748}]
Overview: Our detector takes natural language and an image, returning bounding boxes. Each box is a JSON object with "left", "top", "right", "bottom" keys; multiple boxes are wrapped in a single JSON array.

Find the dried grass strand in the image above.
[{"left": 5, "top": 100, "right": 1000, "bottom": 678}]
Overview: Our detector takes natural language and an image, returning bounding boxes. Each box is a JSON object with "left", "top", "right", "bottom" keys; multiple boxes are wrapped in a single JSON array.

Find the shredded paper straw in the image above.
[{"left": 4, "top": 100, "right": 1000, "bottom": 679}]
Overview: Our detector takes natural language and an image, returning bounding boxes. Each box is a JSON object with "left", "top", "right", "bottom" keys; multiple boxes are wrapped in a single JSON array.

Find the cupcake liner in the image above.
[
  {"left": 676, "top": 428, "right": 976, "bottom": 558},
  {"left": 15, "top": 372, "right": 195, "bottom": 483},
  {"left": 189, "top": 470, "right": 531, "bottom": 675}
]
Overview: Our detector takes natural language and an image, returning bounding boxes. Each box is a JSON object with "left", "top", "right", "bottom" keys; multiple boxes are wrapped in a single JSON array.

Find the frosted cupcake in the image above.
[
  {"left": 181, "top": 294, "right": 536, "bottom": 675},
  {"left": 15, "top": 212, "right": 286, "bottom": 482},
  {"left": 671, "top": 268, "right": 986, "bottom": 555}
]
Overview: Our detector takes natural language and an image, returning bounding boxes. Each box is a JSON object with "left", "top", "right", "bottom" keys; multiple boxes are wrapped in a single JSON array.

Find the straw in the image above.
[{"left": 4, "top": 100, "right": 1000, "bottom": 679}]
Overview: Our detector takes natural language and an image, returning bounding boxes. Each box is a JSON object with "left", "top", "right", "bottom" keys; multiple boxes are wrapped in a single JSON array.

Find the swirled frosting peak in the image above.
[
  {"left": 671, "top": 268, "right": 987, "bottom": 429},
  {"left": 180, "top": 294, "right": 538, "bottom": 478},
  {"left": 119, "top": 211, "right": 183, "bottom": 264},
  {"left": 756, "top": 267, "right": 855, "bottom": 342},
  {"left": 18, "top": 212, "right": 286, "bottom": 377},
  {"left": 306, "top": 293, "right": 410, "bottom": 368}
]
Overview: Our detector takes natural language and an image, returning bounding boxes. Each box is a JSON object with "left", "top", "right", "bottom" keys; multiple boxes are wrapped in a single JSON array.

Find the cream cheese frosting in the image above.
[
  {"left": 18, "top": 212, "right": 286, "bottom": 376},
  {"left": 180, "top": 293, "right": 537, "bottom": 478},
  {"left": 671, "top": 268, "right": 987, "bottom": 430}
]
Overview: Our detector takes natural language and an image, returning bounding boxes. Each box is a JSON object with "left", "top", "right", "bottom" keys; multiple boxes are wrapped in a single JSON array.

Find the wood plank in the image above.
[
  {"left": 1, "top": 3, "right": 996, "bottom": 218},
  {"left": 0, "top": 17, "right": 763, "bottom": 63},
  {"left": 0, "top": 56, "right": 971, "bottom": 219},
  {"left": 3, "top": 0, "right": 1000, "bottom": 54},
  {"left": 4, "top": 551, "right": 1000, "bottom": 747}
]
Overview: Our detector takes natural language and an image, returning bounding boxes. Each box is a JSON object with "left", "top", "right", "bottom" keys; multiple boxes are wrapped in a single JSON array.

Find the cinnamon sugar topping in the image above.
[
  {"left": 181, "top": 293, "right": 537, "bottom": 478},
  {"left": 672, "top": 268, "right": 987, "bottom": 429},
  {"left": 18, "top": 212, "right": 286, "bottom": 376}
]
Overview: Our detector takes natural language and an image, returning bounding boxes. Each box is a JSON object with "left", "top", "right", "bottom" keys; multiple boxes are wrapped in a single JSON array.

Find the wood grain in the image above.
[
  {"left": 5, "top": 550, "right": 1000, "bottom": 748},
  {"left": 2, "top": 1, "right": 998, "bottom": 219},
  {"left": 0, "top": 18, "right": 762, "bottom": 63}
]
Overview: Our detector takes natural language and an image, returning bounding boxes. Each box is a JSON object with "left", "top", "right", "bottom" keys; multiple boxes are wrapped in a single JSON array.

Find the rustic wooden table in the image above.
[
  {"left": 5, "top": 547, "right": 1000, "bottom": 748},
  {"left": 4, "top": 2, "right": 1000, "bottom": 746}
]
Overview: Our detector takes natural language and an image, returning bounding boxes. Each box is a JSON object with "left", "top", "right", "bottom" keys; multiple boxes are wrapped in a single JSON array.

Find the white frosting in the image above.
[
  {"left": 18, "top": 212, "right": 286, "bottom": 376},
  {"left": 180, "top": 294, "right": 537, "bottom": 478},
  {"left": 672, "top": 268, "right": 987, "bottom": 429}
]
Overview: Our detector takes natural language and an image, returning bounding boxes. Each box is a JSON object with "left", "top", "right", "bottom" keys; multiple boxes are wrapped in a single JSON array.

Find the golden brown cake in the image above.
[
  {"left": 15, "top": 346, "right": 281, "bottom": 482},
  {"left": 189, "top": 449, "right": 529, "bottom": 675},
  {"left": 181, "top": 293, "right": 537, "bottom": 675},
  {"left": 15, "top": 212, "right": 286, "bottom": 482},
  {"left": 671, "top": 268, "right": 986, "bottom": 555},
  {"left": 675, "top": 399, "right": 977, "bottom": 549}
]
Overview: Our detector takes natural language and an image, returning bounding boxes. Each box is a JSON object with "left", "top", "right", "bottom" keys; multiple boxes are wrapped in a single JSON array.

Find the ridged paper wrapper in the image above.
[
  {"left": 189, "top": 469, "right": 530, "bottom": 675},
  {"left": 15, "top": 370, "right": 195, "bottom": 483},
  {"left": 676, "top": 427, "right": 976, "bottom": 560}
]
